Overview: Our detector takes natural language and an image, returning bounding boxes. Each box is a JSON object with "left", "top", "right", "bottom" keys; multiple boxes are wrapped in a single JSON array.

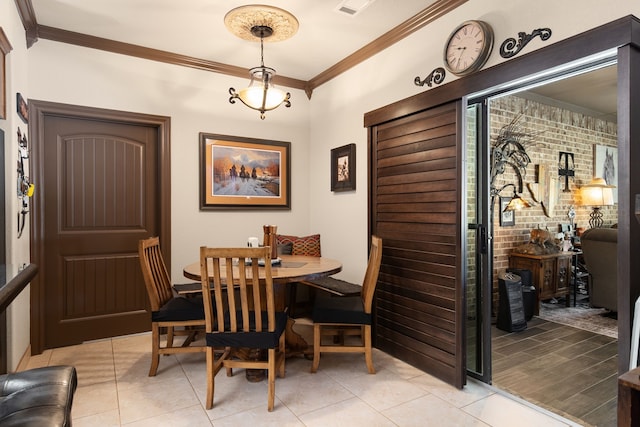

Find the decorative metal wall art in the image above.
[
  {"left": 490, "top": 114, "right": 537, "bottom": 198},
  {"left": 500, "top": 28, "right": 552, "bottom": 58},
  {"left": 16, "top": 127, "right": 32, "bottom": 238},
  {"left": 414, "top": 67, "right": 446, "bottom": 87},
  {"left": 558, "top": 151, "right": 575, "bottom": 192}
]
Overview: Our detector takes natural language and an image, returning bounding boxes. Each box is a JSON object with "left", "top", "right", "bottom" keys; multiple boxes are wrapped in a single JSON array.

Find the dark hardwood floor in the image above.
[{"left": 492, "top": 317, "right": 617, "bottom": 427}]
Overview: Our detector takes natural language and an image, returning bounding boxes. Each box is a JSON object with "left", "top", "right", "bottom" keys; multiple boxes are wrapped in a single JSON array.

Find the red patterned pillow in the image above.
[{"left": 276, "top": 234, "right": 321, "bottom": 257}]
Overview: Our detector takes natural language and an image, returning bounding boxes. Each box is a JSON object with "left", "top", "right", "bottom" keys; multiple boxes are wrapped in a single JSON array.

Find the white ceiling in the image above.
[
  {"left": 27, "top": 0, "right": 618, "bottom": 119},
  {"left": 522, "top": 65, "right": 618, "bottom": 122}
]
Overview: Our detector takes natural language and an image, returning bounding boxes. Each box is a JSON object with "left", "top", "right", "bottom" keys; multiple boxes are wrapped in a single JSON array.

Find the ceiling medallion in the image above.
[{"left": 224, "top": 5, "right": 299, "bottom": 43}]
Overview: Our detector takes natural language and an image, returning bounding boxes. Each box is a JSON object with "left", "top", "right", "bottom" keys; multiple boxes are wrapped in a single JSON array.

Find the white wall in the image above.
[
  {"left": 0, "top": 1, "right": 34, "bottom": 371},
  {"left": 1, "top": 0, "right": 639, "bottom": 369}
]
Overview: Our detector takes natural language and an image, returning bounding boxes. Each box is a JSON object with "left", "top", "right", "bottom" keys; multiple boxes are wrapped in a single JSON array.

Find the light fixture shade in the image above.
[
  {"left": 238, "top": 67, "right": 288, "bottom": 109},
  {"left": 581, "top": 177, "right": 614, "bottom": 206},
  {"left": 504, "top": 195, "right": 532, "bottom": 211}
]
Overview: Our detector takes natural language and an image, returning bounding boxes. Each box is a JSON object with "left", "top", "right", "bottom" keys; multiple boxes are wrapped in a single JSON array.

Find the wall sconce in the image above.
[
  {"left": 580, "top": 177, "right": 614, "bottom": 228},
  {"left": 496, "top": 183, "right": 532, "bottom": 212}
]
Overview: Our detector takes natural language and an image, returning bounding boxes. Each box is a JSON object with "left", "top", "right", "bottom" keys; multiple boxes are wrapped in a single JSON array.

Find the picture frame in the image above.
[
  {"left": 593, "top": 144, "right": 618, "bottom": 203},
  {"left": 199, "top": 133, "right": 290, "bottom": 210},
  {"left": 16, "top": 93, "right": 28, "bottom": 124},
  {"left": 499, "top": 197, "right": 515, "bottom": 226},
  {"left": 331, "top": 143, "right": 356, "bottom": 192},
  {"left": 0, "top": 28, "right": 12, "bottom": 120}
]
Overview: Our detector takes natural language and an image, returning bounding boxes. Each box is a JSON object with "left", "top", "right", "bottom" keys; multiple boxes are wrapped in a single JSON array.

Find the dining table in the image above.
[{"left": 180, "top": 254, "right": 343, "bottom": 355}]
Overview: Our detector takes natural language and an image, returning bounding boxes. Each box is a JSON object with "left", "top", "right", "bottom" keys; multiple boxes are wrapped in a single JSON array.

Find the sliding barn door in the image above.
[{"left": 370, "top": 101, "right": 465, "bottom": 388}]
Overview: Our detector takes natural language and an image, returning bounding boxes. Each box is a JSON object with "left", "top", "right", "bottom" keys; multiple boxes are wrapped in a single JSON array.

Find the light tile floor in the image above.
[{"left": 25, "top": 324, "right": 585, "bottom": 427}]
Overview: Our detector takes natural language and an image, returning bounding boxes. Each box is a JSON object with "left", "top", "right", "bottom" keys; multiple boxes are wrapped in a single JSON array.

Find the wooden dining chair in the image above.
[
  {"left": 200, "top": 246, "right": 287, "bottom": 411},
  {"left": 138, "top": 237, "right": 206, "bottom": 376},
  {"left": 310, "top": 235, "right": 382, "bottom": 374}
]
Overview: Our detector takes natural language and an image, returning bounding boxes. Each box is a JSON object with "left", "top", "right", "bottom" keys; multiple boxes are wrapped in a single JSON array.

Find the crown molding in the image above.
[
  {"left": 13, "top": 0, "right": 38, "bottom": 47},
  {"left": 0, "top": 28, "right": 12, "bottom": 54},
  {"left": 15, "top": 0, "right": 466, "bottom": 98},
  {"left": 36, "top": 25, "right": 308, "bottom": 91},
  {"left": 306, "top": 0, "right": 467, "bottom": 94}
]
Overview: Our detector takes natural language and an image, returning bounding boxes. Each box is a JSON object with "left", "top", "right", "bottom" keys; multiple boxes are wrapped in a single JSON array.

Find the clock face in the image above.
[{"left": 444, "top": 20, "right": 494, "bottom": 76}]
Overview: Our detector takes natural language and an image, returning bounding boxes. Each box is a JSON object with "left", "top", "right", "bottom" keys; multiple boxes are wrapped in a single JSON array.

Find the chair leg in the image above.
[
  {"left": 205, "top": 347, "right": 215, "bottom": 410},
  {"left": 311, "top": 323, "right": 321, "bottom": 373},
  {"left": 267, "top": 348, "right": 276, "bottom": 412},
  {"left": 364, "top": 325, "right": 375, "bottom": 374},
  {"left": 278, "top": 334, "right": 286, "bottom": 378},
  {"left": 166, "top": 326, "right": 175, "bottom": 348},
  {"left": 149, "top": 323, "right": 160, "bottom": 376}
]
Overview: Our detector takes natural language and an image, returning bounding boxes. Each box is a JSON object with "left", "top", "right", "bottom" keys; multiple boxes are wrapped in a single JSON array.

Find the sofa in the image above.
[
  {"left": 581, "top": 227, "right": 617, "bottom": 312},
  {"left": 0, "top": 365, "right": 77, "bottom": 426}
]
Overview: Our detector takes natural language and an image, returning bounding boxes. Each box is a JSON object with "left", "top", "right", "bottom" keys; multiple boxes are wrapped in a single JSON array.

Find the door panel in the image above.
[
  {"left": 465, "top": 101, "right": 492, "bottom": 382},
  {"left": 370, "top": 101, "right": 465, "bottom": 388},
  {"left": 43, "top": 117, "right": 156, "bottom": 348},
  {"left": 29, "top": 102, "right": 170, "bottom": 352}
]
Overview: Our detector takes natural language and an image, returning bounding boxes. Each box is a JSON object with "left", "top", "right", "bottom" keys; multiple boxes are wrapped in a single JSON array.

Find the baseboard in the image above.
[{"left": 16, "top": 344, "right": 31, "bottom": 372}]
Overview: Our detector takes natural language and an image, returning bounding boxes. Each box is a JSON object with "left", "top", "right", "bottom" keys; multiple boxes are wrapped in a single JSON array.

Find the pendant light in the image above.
[{"left": 225, "top": 5, "right": 298, "bottom": 120}]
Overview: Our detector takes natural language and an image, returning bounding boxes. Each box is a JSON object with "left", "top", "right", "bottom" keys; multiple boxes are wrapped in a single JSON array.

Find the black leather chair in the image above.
[
  {"left": 581, "top": 227, "right": 618, "bottom": 311},
  {"left": 0, "top": 365, "right": 77, "bottom": 426}
]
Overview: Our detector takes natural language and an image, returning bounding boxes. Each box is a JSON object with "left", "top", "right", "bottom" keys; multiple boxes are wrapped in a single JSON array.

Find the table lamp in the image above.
[{"left": 580, "top": 177, "right": 614, "bottom": 228}]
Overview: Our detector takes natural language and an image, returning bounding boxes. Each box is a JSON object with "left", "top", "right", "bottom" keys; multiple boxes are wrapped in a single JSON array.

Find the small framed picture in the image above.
[
  {"left": 499, "top": 197, "right": 515, "bottom": 226},
  {"left": 16, "top": 93, "right": 28, "bottom": 124},
  {"left": 331, "top": 143, "right": 356, "bottom": 192}
]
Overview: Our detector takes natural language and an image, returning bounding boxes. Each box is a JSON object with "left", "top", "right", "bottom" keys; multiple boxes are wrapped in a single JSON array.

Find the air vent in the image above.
[{"left": 335, "top": 0, "right": 376, "bottom": 17}]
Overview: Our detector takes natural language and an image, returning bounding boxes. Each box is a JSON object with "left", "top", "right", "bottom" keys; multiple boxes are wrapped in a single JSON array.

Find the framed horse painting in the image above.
[{"left": 593, "top": 144, "right": 618, "bottom": 203}]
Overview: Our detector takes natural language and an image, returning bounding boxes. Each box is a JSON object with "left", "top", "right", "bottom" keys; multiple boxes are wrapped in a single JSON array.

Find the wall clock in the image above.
[{"left": 443, "top": 20, "right": 494, "bottom": 77}]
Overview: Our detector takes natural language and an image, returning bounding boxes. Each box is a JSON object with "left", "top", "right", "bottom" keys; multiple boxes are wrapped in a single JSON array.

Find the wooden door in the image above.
[
  {"left": 29, "top": 101, "right": 171, "bottom": 352},
  {"left": 369, "top": 101, "right": 465, "bottom": 388}
]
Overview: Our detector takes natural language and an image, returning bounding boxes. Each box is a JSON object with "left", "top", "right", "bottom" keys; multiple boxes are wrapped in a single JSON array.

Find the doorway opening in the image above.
[{"left": 465, "top": 53, "right": 619, "bottom": 425}]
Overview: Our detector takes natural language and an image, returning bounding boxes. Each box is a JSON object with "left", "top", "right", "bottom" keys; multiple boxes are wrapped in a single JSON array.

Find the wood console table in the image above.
[
  {"left": 619, "top": 367, "right": 640, "bottom": 426},
  {"left": 508, "top": 252, "right": 572, "bottom": 315}
]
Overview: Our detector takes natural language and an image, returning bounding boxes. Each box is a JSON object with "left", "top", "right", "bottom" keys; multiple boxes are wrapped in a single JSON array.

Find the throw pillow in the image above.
[{"left": 276, "top": 234, "right": 321, "bottom": 257}]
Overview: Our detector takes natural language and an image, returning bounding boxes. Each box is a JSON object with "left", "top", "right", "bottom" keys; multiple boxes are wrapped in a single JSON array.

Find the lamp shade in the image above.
[
  {"left": 504, "top": 195, "right": 531, "bottom": 211},
  {"left": 236, "top": 66, "right": 288, "bottom": 111},
  {"left": 581, "top": 177, "right": 614, "bottom": 206}
]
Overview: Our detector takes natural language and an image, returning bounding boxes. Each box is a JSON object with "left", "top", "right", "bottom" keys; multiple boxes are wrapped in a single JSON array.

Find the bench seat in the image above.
[
  {"left": 301, "top": 277, "right": 362, "bottom": 297},
  {"left": 0, "top": 365, "right": 77, "bottom": 427}
]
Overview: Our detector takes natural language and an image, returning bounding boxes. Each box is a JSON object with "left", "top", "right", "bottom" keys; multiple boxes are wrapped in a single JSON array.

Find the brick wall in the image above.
[{"left": 489, "top": 95, "right": 617, "bottom": 312}]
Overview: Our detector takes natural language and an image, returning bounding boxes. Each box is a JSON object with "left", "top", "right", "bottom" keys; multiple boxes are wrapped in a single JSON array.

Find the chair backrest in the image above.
[
  {"left": 199, "top": 246, "right": 276, "bottom": 333},
  {"left": 581, "top": 227, "right": 617, "bottom": 310},
  {"left": 362, "top": 236, "right": 383, "bottom": 313},
  {"left": 138, "top": 236, "right": 173, "bottom": 311}
]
